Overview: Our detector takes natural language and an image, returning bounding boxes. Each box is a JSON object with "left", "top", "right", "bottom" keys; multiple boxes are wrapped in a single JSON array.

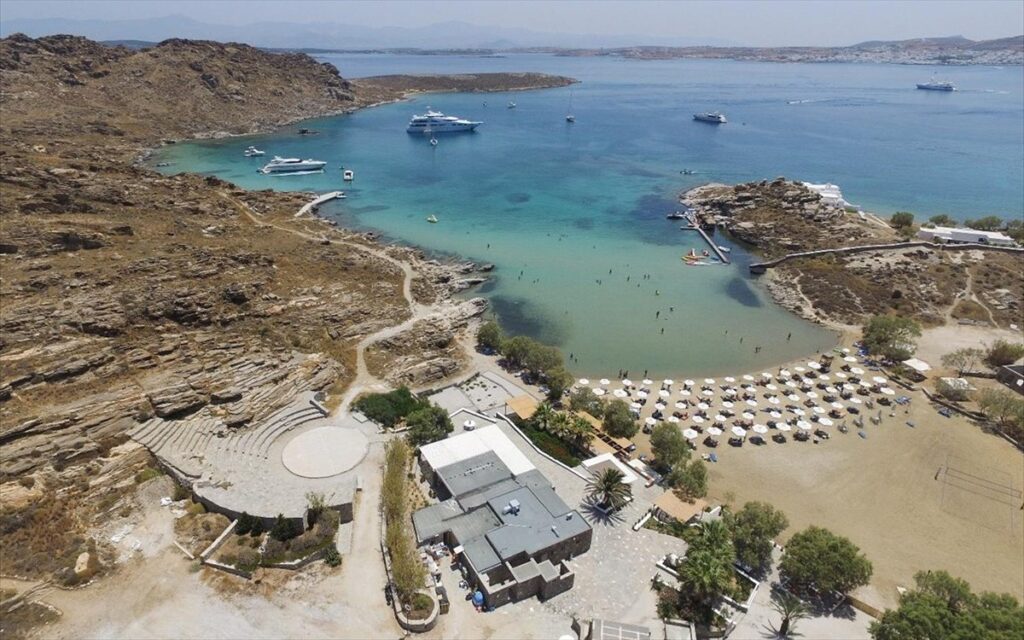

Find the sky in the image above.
[{"left": 1, "top": 0, "right": 1022, "bottom": 47}]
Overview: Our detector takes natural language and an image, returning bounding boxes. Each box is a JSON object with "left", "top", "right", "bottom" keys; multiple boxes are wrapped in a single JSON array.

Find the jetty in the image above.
[
  {"left": 296, "top": 191, "right": 345, "bottom": 217},
  {"left": 682, "top": 213, "right": 730, "bottom": 264}
]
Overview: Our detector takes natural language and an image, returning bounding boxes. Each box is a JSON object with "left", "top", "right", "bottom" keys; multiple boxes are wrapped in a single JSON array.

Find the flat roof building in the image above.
[{"left": 917, "top": 225, "right": 1017, "bottom": 247}]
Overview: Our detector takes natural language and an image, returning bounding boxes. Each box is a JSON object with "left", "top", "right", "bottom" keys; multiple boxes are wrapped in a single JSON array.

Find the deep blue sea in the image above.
[{"left": 156, "top": 54, "right": 1024, "bottom": 378}]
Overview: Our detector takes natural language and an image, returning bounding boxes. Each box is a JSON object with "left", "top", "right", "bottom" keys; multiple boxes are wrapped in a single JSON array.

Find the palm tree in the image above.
[
  {"left": 586, "top": 468, "right": 631, "bottom": 511},
  {"left": 531, "top": 402, "right": 555, "bottom": 431},
  {"left": 694, "top": 519, "right": 735, "bottom": 564},
  {"left": 772, "top": 592, "right": 810, "bottom": 637},
  {"left": 679, "top": 548, "right": 733, "bottom": 603}
]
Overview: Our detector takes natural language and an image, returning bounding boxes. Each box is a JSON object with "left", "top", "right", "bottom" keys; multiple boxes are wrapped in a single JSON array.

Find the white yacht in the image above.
[
  {"left": 406, "top": 108, "right": 482, "bottom": 134},
  {"left": 259, "top": 156, "right": 326, "bottom": 174},
  {"left": 693, "top": 111, "right": 727, "bottom": 124},
  {"left": 244, "top": 145, "right": 265, "bottom": 157},
  {"left": 916, "top": 80, "right": 955, "bottom": 91}
]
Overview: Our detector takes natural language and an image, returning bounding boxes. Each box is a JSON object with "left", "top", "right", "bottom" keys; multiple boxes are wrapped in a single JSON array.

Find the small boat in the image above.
[
  {"left": 244, "top": 146, "right": 265, "bottom": 157},
  {"left": 430, "top": 138, "right": 438, "bottom": 146},
  {"left": 342, "top": 169, "right": 354, "bottom": 181},
  {"left": 565, "top": 89, "right": 575, "bottom": 122},
  {"left": 565, "top": 114, "right": 575, "bottom": 123},
  {"left": 693, "top": 111, "right": 727, "bottom": 124},
  {"left": 681, "top": 169, "right": 695, "bottom": 175},
  {"left": 666, "top": 211, "right": 686, "bottom": 220},
  {"left": 916, "top": 79, "right": 955, "bottom": 91},
  {"left": 717, "top": 245, "right": 731, "bottom": 253},
  {"left": 507, "top": 101, "right": 517, "bottom": 109},
  {"left": 426, "top": 214, "right": 438, "bottom": 223}
]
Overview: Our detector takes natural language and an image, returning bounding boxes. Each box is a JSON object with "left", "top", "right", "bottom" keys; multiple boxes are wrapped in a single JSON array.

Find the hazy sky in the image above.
[{"left": 2, "top": 0, "right": 1022, "bottom": 47}]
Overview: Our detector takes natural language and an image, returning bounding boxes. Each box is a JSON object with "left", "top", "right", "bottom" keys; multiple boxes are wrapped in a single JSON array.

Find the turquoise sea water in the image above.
[{"left": 156, "top": 54, "right": 1024, "bottom": 378}]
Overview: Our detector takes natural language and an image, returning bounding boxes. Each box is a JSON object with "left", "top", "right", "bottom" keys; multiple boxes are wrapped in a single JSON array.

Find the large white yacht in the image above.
[
  {"left": 259, "top": 156, "right": 327, "bottom": 174},
  {"left": 693, "top": 111, "right": 727, "bottom": 124},
  {"left": 406, "top": 108, "right": 482, "bottom": 134}
]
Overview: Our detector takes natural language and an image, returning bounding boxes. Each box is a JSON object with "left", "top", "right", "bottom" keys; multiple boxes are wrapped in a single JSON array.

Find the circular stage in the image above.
[{"left": 281, "top": 426, "right": 369, "bottom": 479}]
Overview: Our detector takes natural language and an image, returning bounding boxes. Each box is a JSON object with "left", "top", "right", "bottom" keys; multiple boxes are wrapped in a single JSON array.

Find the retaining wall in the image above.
[{"left": 749, "top": 241, "right": 1023, "bottom": 273}]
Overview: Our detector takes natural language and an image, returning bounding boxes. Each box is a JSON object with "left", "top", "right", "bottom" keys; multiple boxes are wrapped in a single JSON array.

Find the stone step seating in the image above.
[{"left": 219, "top": 405, "right": 323, "bottom": 460}]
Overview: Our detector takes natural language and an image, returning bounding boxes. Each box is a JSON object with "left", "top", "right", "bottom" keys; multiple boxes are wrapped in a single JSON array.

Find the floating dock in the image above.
[
  {"left": 681, "top": 213, "right": 730, "bottom": 264},
  {"left": 296, "top": 191, "right": 345, "bottom": 217}
]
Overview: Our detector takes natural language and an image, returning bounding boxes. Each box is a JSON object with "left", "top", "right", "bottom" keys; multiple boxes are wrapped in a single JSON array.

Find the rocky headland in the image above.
[
  {"left": 683, "top": 179, "right": 1023, "bottom": 328},
  {"left": 0, "top": 33, "right": 574, "bottom": 585}
]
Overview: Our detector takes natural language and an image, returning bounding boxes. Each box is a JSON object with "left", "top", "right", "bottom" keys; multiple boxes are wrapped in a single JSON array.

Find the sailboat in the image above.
[
  {"left": 565, "top": 89, "right": 575, "bottom": 123},
  {"left": 425, "top": 121, "right": 438, "bottom": 147},
  {"left": 426, "top": 214, "right": 438, "bottom": 223}
]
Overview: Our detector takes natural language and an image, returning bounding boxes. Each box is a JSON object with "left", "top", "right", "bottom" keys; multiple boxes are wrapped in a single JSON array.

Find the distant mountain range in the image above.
[{"left": 0, "top": 15, "right": 736, "bottom": 50}]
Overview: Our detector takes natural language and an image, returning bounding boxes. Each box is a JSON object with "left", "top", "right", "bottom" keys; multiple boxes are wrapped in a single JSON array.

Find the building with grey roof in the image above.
[{"left": 414, "top": 442, "right": 592, "bottom": 608}]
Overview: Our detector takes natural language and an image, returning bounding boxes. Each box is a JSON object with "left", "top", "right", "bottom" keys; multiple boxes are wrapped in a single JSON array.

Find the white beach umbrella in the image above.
[
  {"left": 714, "top": 414, "right": 727, "bottom": 423},
  {"left": 724, "top": 376, "right": 736, "bottom": 383},
  {"left": 697, "top": 402, "right": 710, "bottom": 410},
  {"left": 743, "top": 374, "right": 755, "bottom": 382},
  {"left": 645, "top": 416, "right": 657, "bottom": 426},
  {"left": 642, "top": 378, "right": 654, "bottom": 386},
  {"left": 668, "top": 416, "right": 681, "bottom": 424},
  {"left": 808, "top": 361, "right": 822, "bottom": 370},
  {"left": 578, "top": 378, "right": 590, "bottom": 386},
  {"left": 722, "top": 401, "right": 735, "bottom": 408},
  {"left": 684, "top": 379, "right": 695, "bottom": 387},
  {"left": 592, "top": 388, "right": 606, "bottom": 396},
  {"left": 825, "top": 386, "right": 838, "bottom": 394},
  {"left": 746, "top": 399, "right": 758, "bottom": 407},
  {"left": 766, "top": 384, "right": 778, "bottom": 391},
  {"left": 806, "top": 391, "right": 818, "bottom": 398},
  {"left": 819, "top": 374, "right": 830, "bottom": 382},
  {"left": 881, "top": 387, "right": 896, "bottom": 396},
  {"left": 780, "top": 369, "right": 791, "bottom": 378},
  {"left": 796, "top": 420, "right": 812, "bottom": 430},
  {"left": 692, "top": 415, "right": 705, "bottom": 424},
  {"left": 724, "top": 388, "right": 737, "bottom": 396},
  {"left": 851, "top": 367, "right": 864, "bottom": 375},
  {"left": 600, "top": 378, "right": 611, "bottom": 386},
  {"left": 850, "top": 397, "right": 863, "bottom": 404},
  {"left": 659, "top": 389, "right": 670, "bottom": 398},
  {"left": 613, "top": 389, "right": 628, "bottom": 398},
  {"left": 820, "top": 418, "right": 834, "bottom": 427},
  {"left": 793, "top": 408, "right": 806, "bottom": 417},
  {"left": 708, "top": 427, "right": 723, "bottom": 436},
  {"left": 787, "top": 393, "right": 801, "bottom": 402},
  {"left": 742, "top": 411, "right": 756, "bottom": 421},
  {"left": 813, "top": 406, "right": 826, "bottom": 415},
  {"left": 680, "top": 390, "right": 692, "bottom": 397},
  {"left": 683, "top": 428, "right": 699, "bottom": 440},
  {"left": 873, "top": 376, "right": 888, "bottom": 384},
  {"left": 842, "top": 348, "right": 851, "bottom": 353},
  {"left": 768, "top": 397, "right": 780, "bottom": 406},
  {"left": 785, "top": 380, "right": 798, "bottom": 388},
  {"left": 769, "top": 410, "right": 782, "bottom": 419},
  {"left": 675, "top": 401, "right": 688, "bottom": 410},
  {"left": 655, "top": 402, "right": 667, "bottom": 411},
  {"left": 752, "top": 424, "right": 769, "bottom": 434},
  {"left": 831, "top": 402, "right": 844, "bottom": 410},
  {"left": 704, "top": 378, "right": 716, "bottom": 385},
  {"left": 731, "top": 426, "right": 747, "bottom": 437},
  {"left": 844, "top": 356, "right": 857, "bottom": 363},
  {"left": 702, "top": 389, "right": 714, "bottom": 397},
  {"left": 663, "top": 379, "right": 675, "bottom": 387},
  {"left": 761, "top": 372, "right": 773, "bottom": 379},
  {"left": 835, "top": 372, "right": 847, "bottom": 379},
  {"left": 795, "top": 366, "right": 806, "bottom": 373},
  {"left": 621, "top": 378, "right": 633, "bottom": 387},
  {"left": 777, "top": 422, "right": 792, "bottom": 432},
  {"left": 636, "top": 391, "right": 648, "bottom": 399},
  {"left": 630, "top": 402, "right": 642, "bottom": 410}
]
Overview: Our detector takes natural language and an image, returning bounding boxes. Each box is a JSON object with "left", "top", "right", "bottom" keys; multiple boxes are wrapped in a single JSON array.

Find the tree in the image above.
[
  {"left": 870, "top": 570, "right": 1024, "bottom": 640},
  {"left": 545, "top": 366, "right": 574, "bottom": 403},
  {"left": 942, "top": 347, "right": 984, "bottom": 377},
  {"left": 975, "top": 388, "right": 1024, "bottom": 430},
  {"left": 772, "top": 592, "right": 810, "bottom": 638},
  {"left": 929, "top": 214, "right": 956, "bottom": 226},
  {"left": 890, "top": 211, "right": 914, "bottom": 228},
  {"left": 728, "top": 502, "right": 789, "bottom": 572},
  {"left": 780, "top": 526, "right": 872, "bottom": 595},
  {"left": 476, "top": 320, "right": 504, "bottom": 352},
  {"left": 984, "top": 339, "right": 1024, "bottom": 368},
  {"left": 530, "top": 402, "right": 556, "bottom": 431},
  {"left": 568, "top": 387, "right": 604, "bottom": 417},
  {"left": 964, "top": 215, "right": 1003, "bottom": 231},
  {"left": 651, "top": 422, "right": 689, "bottom": 469},
  {"left": 586, "top": 467, "right": 631, "bottom": 511},
  {"left": 602, "top": 399, "right": 638, "bottom": 439},
  {"left": 669, "top": 459, "right": 708, "bottom": 501},
  {"left": 861, "top": 315, "right": 922, "bottom": 361},
  {"left": 1006, "top": 219, "right": 1024, "bottom": 243},
  {"left": 524, "top": 343, "right": 563, "bottom": 377},
  {"left": 679, "top": 547, "right": 733, "bottom": 603},
  {"left": 405, "top": 405, "right": 453, "bottom": 446},
  {"left": 305, "top": 491, "right": 326, "bottom": 527},
  {"left": 236, "top": 511, "right": 256, "bottom": 536},
  {"left": 501, "top": 335, "right": 535, "bottom": 368},
  {"left": 270, "top": 513, "right": 301, "bottom": 542}
]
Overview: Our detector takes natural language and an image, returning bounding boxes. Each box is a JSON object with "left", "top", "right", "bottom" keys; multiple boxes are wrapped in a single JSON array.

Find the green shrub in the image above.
[
  {"left": 353, "top": 387, "right": 427, "bottom": 428},
  {"left": 134, "top": 467, "right": 163, "bottom": 484},
  {"left": 324, "top": 545, "right": 342, "bottom": 567},
  {"left": 172, "top": 484, "right": 189, "bottom": 501},
  {"left": 236, "top": 512, "right": 256, "bottom": 536}
]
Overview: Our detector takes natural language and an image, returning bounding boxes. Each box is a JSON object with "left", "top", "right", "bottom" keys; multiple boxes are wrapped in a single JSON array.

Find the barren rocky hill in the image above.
[{"left": 0, "top": 34, "right": 570, "bottom": 585}]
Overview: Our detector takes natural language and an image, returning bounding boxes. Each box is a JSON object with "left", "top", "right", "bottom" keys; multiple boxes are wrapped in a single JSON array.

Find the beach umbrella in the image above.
[
  {"left": 881, "top": 387, "right": 896, "bottom": 396},
  {"left": 746, "top": 399, "right": 758, "bottom": 407},
  {"left": 578, "top": 378, "right": 590, "bottom": 386},
  {"left": 777, "top": 422, "right": 792, "bottom": 432},
  {"left": 683, "top": 428, "right": 699, "bottom": 439},
  {"left": 697, "top": 402, "right": 710, "bottom": 410},
  {"left": 820, "top": 418, "right": 834, "bottom": 427},
  {"left": 780, "top": 369, "right": 791, "bottom": 378},
  {"left": 675, "top": 401, "right": 688, "bottom": 410},
  {"left": 787, "top": 393, "right": 800, "bottom": 402},
  {"left": 859, "top": 380, "right": 872, "bottom": 388},
  {"left": 806, "top": 391, "right": 818, "bottom": 398},
  {"left": 742, "top": 411, "right": 756, "bottom": 421},
  {"left": 825, "top": 386, "right": 838, "bottom": 394},
  {"left": 808, "top": 361, "right": 821, "bottom": 370},
  {"left": 769, "top": 410, "right": 782, "bottom": 419},
  {"left": 813, "top": 406, "right": 826, "bottom": 415},
  {"left": 850, "top": 397, "right": 862, "bottom": 404},
  {"left": 600, "top": 378, "right": 610, "bottom": 386},
  {"left": 873, "top": 376, "right": 888, "bottom": 384},
  {"left": 834, "top": 372, "right": 847, "bottom": 379},
  {"left": 692, "top": 415, "right": 705, "bottom": 424},
  {"left": 704, "top": 378, "right": 716, "bottom": 385},
  {"left": 473, "top": 591, "right": 484, "bottom": 606},
  {"left": 708, "top": 427, "right": 723, "bottom": 436},
  {"left": 592, "top": 388, "right": 606, "bottom": 396},
  {"left": 796, "top": 420, "right": 812, "bottom": 430},
  {"left": 766, "top": 384, "right": 778, "bottom": 391},
  {"left": 851, "top": 367, "right": 864, "bottom": 375},
  {"left": 621, "top": 378, "right": 633, "bottom": 387},
  {"left": 642, "top": 378, "right": 654, "bottom": 386},
  {"left": 722, "top": 401, "right": 735, "bottom": 408},
  {"left": 636, "top": 391, "right": 648, "bottom": 399},
  {"left": 714, "top": 414, "right": 727, "bottom": 423},
  {"left": 795, "top": 366, "right": 806, "bottom": 373},
  {"left": 659, "top": 389, "right": 670, "bottom": 398},
  {"left": 831, "top": 402, "right": 844, "bottom": 410},
  {"left": 752, "top": 424, "right": 769, "bottom": 434},
  {"left": 761, "top": 372, "right": 773, "bottom": 379},
  {"left": 793, "top": 408, "right": 806, "bottom": 417},
  {"left": 819, "top": 374, "right": 831, "bottom": 381},
  {"left": 731, "top": 426, "right": 747, "bottom": 437},
  {"left": 655, "top": 402, "right": 667, "bottom": 411},
  {"left": 613, "top": 389, "right": 628, "bottom": 398},
  {"left": 724, "top": 388, "right": 737, "bottom": 396},
  {"left": 644, "top": 417, "right": 657, "bottom": 426},
  {"left": 668, "top": 416, "right": 681, "bottom": 424},
  {"left": 702, "top": 389, "right": 714, "bottom": 397},
  {"left": 785, "top": 380, "right": 798, "bottom": 388},
  {"left": 680, "top": 390, "right": 692, "bottom": 397},
  {"left": 844, "top": 356, "right": 857, "bottom": 363},
  {"left": 630, "top": 402, "right": 642, "bottom": 410},
  {"left": 768, "top": 397, "right": 780, "bottom": 406},
  {"left": 684, "top": 379, "right": 695, "bottom": 387},
  {"left": 663, "top": 379, "right": 675, "bottom": 387},
  {"left": 743, "top": 374, "right": 755, "bottom": 382},
  {"left": 724, "top": 376, "right": 736, "bottom": 383}
]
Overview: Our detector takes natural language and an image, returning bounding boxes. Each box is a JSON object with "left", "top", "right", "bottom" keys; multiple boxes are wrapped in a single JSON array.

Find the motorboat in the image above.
[
  {"left": 342, "top": 168, "right": 354, "bottom": 181},
  {"left": 916, "top": 80, "right": 955, "bottom": 91},
  {"left": 666, "top": 211, "right": 686, "bottom": 220},
  {"left": 426, "top": 214, "right": 438, "bottom": 223},
  {"left": 406, "top": 108, "right": 482, "bottom": 134},
  {"left": 507, "top": 101, "right": 517, "bottom": 109},
  {"left": 565, "top": 114, "right": 575, "bottom": 123},
  {"left": 259, "top": 156, "right": 327, "bottom": 174},
  {"left": 244, "top": 146, "right": 265, "bottom": 157},
  {"left": 693, "top": 111, "right": 727, "bottom": 124}
]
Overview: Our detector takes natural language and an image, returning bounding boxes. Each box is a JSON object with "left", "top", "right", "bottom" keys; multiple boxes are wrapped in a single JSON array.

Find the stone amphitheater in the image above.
[{"left": 130, "top": 351, "right": 376, "bottom": 522}]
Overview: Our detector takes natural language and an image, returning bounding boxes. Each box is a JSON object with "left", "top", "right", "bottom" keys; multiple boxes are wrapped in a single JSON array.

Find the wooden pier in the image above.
[
  {"left": 296, "top": 191, "right": 345, "bottom": 217},
  {"left": 681, "top": 213, "right": 730, "bottom": 264}
]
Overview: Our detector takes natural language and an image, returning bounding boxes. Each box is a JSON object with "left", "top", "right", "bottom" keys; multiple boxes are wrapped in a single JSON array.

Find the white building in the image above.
[
  {"left": 916, "top": 225, "right": 1017, "bottom": 247},
  {"left": 802, "top": 182, "right": 861, "bottom": 211}
]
